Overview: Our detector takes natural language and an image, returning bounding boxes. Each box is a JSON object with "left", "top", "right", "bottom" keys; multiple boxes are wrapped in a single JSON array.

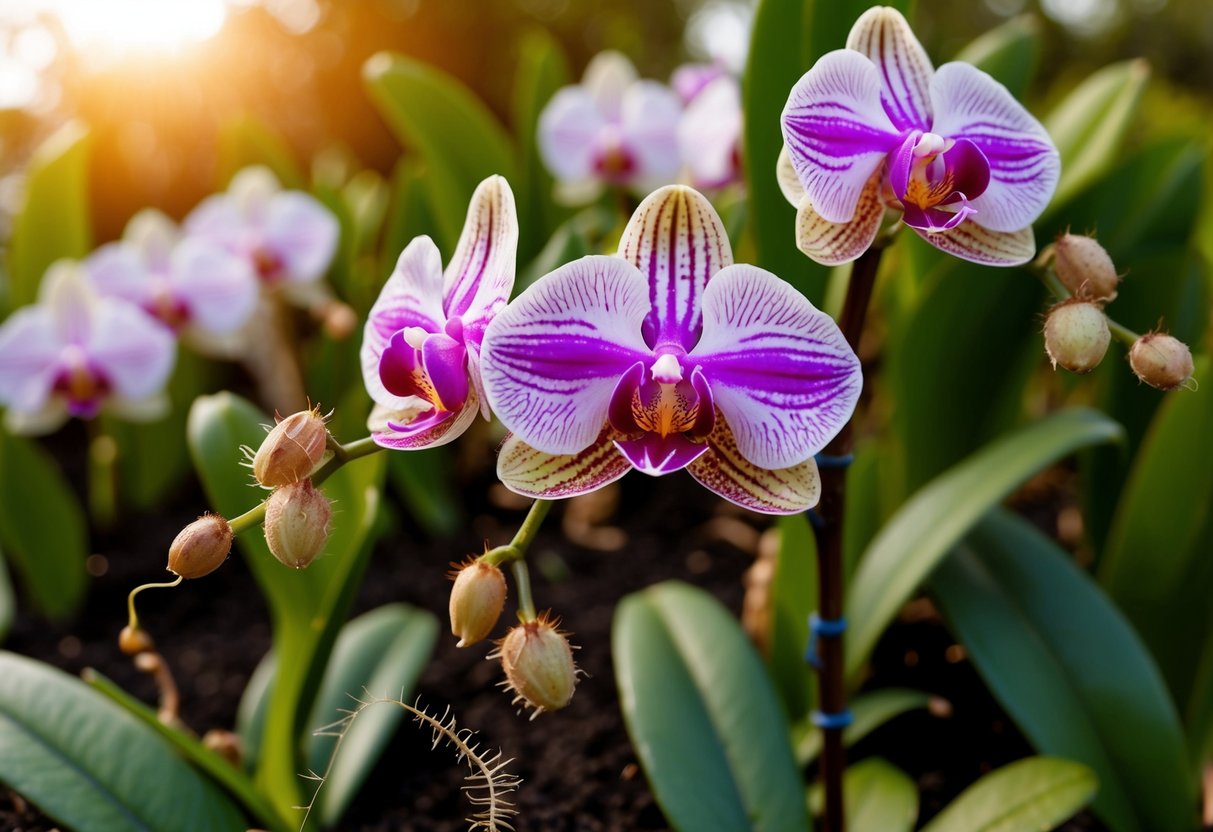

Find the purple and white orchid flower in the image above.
[
  {"left": 780, "top": 6, "right": 1059, "bottom": 266},
  {"left": 678, "top": 73, "right": 743, "bottom": 190},
  {"left": 185, "top": 166, "right": 339, "bottom": 287},
  {"left": 538, "top": 51, "right": 683, "bottom": 204},
  {"left": 0, "top": 262, "right": 176, "bottom": 435},
  {"left": 85, "top": 209, "right": 258, "bottom": 343},
  {"left": 481, "top": 186, "right": 861, "bottom": 515},
  {"left": 361, "top": 176, "right": 517, "bottom": 450}
]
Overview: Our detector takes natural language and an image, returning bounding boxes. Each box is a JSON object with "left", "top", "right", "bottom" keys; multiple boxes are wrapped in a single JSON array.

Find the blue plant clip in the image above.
[
  {"left": 805, "top": 612, "right": 848, "bottom": 669},
  {"left": 811, "top": 708, "right": 854, "bottom": 730},
  {"left": 814, "top": 452, "right": 854, "bottom": 469}
]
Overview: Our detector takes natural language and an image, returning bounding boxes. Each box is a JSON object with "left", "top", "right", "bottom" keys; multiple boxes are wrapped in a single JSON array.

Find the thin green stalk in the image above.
[
  {"left": 86, "top": 419, "right": 118, "bottom": 530},
  {"left": 482, "top": 499, "right": 554, "bottom": 567},
  {"left": 511, "top": 560, "right": 537, "bottom": 622}
]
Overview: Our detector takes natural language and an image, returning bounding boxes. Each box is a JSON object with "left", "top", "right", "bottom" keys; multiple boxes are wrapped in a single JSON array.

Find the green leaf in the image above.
[
  {"left": 614, "top": 581, "right": 808, "bottom": 832},
  {"left": 796, "top": 687, "right": 934, "bottom": 766},
  {"left": 364, "top": 53, "right": 517, "bottom": 253},
  {"left": 379, "top": 157, "right": 440, "bottom": 280},
  {"left": 6, "top": 122, "right": 91, "bottom": 310},
  {"left": 846, "top": 408, "right": 1124, "bottom": 682},
  {"left": 767, "top": 514, "right": 817, "bottom": 723},
  {"left": 187, "top": 394, "right": 386, "bottom": 813},
  {"left": 803, "top": 0, "right": 914, "bottom": 68},
  {"left": 308, "top": 604, "right": 438, "bottom": 827},
  {"left": 217, "top": 116, "right": 305, "bottom": 189},
  {"left": 920, "top": 757, "right": 1096, "bottom": 832},
  {"left": 0, "top": 652, "right": 246, "bottom": 832},
  {"left": 518, "top": 203, "right": 617, "bottom": 293},
  {"left": 387, "top": 446, "right": 464, "bottom": 539},
  {"left": 0, "top": 553, "right": 14, "bottom": 642},
  {"left": 1043, "top": 59, "right": 1150, "bottom": 211},
  {"left": 953, "top": 15, "right": 1041, "bottom": 100},
  {"left": 932, "top": 510, "right": 1194, "bottom": 832},
  {"left": 807, "top": 758, "right": 917, "bottom": 832},
  {"left": 0, "top": 429, "right": 88, "bottom": 619}
]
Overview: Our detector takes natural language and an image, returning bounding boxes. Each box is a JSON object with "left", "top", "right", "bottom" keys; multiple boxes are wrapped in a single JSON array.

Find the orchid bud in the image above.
[
  {"left": 264, "top": 481, "right": 331, "bottom": 569},
  {"left": 202, "top": 729, "right": 243, "bottom": 766},
  {"left": 494, "top": 616, "right": 578, "bottom": 718},
  {"left": 1129, "top": 333, "right": 1194, "bottom": 391},
  {"left": 168, "top": 514, "right": 233, "bottom": 579},
  {"left": 253, "top": 408, "right": 329, "bottom": 488},
  {"left": 1044, "top": 300, "right": 1110, "bottom": 374},
  {"left": 449, "top": 560, "right": 507, "bottom": 647},
  {"left": 1053, "top": 234, "right": 1120, "bottom": 300},
  {"left": 118, "top": 625, "right": 155, "bottom": 656}
]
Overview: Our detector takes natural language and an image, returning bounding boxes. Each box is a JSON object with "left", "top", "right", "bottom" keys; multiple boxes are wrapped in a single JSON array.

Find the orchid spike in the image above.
[
  {"left": 361, "top": 175, "right": 517, "bottom": 450},
  {"left": 0, "top": 261, "right": 176, "bottom": 435},
  {"left": 86, "top": 209, "right": 258, "bottom": 344},
  {"left": 538, "top": 51, "right": 683, "bottom": 204},
  {"left": 780, "top": 6, "right": 1059, "bottom": 266},
  {"left": 678, "top": 74, "right": 744, "bottom": 190},
  {"left": 185, "top": 166, "right": 339, "bottom": 287},
  {"left": 481, "top": 186, "right": 861, "bottom": 515}
]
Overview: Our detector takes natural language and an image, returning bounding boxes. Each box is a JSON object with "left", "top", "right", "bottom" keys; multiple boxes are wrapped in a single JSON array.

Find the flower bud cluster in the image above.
[{"left": 249, "top": 408, "right": 333, "bottom": 569}]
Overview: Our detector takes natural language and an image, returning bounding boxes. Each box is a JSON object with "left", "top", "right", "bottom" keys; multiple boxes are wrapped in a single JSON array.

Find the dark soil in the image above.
[{"left": 3, "top": 454, "right": 1107, "bottom": 832}]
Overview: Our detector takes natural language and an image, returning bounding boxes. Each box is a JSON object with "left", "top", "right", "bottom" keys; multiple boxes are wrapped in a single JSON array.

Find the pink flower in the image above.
[{"left": 678, "top": 74, "right": 743, "bottom": 189}]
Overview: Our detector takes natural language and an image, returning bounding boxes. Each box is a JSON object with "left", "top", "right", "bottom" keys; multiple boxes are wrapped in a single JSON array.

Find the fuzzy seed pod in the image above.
[
  {"left": 264, "top": 481, "right": 331, "bottom": 569},
  {"left": 449, "top": 560, "right": 507, "bottom": 647},
  {"left": 494, "top": 616, "right": 578, "bottom": 718},
  {"left": 253, "top": 408, "right": 329, "bottom": 488},
  {"left": 1129, "top": 333, "right": 1194, "bottom": 391},
  {"left": 1053, "top": 234, "right": 1120, "bottom": 300},
  {"left": 118, "top": 625, "right": 155, "bottom": 656},
  {"left": 1044, "top": 300, "right": 1110, "bottom": 374},
  {"left": 168, "top": 514, "right": 233, "bottom": 579}
]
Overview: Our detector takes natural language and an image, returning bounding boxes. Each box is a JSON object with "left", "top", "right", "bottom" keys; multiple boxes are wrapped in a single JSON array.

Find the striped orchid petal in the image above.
[
  {"left": 915, "top": 223, "right": 1036, "bottom": 266},
  {"left": 372, "top": 391, "right": 480, "bottom": 451},
  {"left": 481, "top": 255, "right": 651, "bottom": 455},
  {"left": 846, "top": 5, "right": 935, "bottom": 132},
  {"left": 691, "top": 264, "right": 861, "bottom": 470},
  {"left": 443, "top": 175, "right": 518, "bottom": 333},
  {"left": 776, "top": 144, "right": 806, "bottom": 207},
  {"left": 497, "top": 428, "right": 631, "bottom": 499},
  {"left": 781, "top": 49, "right": 901, "bottom": 224},
  {"left": 617, "top": 185, "right": 733, "bottom": 349},
  {"left": 688, "top": 415, "right": 822, "bottom": 514},
  {"left": 795, "top": 168, "right": 886, "bottom": 266}
]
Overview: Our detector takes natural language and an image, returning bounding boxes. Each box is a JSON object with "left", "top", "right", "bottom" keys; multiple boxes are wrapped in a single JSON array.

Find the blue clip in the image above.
[
  {"left": 806, "top": 508, "right": 825, "bottom": 530},
  {"left": 805, "top": 612, "right": 848, "bottom": 669},
  {"left": 814, "top": 452, "right": 854, "bottom": 469},
  {"left": 811, "top": 708, "right": 854, "bottom": 730}
]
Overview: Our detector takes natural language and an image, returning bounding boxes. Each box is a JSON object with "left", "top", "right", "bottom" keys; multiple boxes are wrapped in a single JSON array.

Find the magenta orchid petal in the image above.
[
  {"left": 690, "top": 264, "right": 861, "bottom": 470},
  {"left": 903, "top": 202, "right": 975, "bottom": 233},
  {"left": 672, "top": 62, "right": 728, "bottom": 104},
  {"left": 678, "top": 76, "right": 743, "bottom": 189},
  {"left": 0, "top": 307, "right": 60, "bottom": 413},
  {"left": 88, "top": 300, "right": 176, "bottom": 402},
  {"left": 538, "top": 87, "right": 606, "bottom": 183},
  {"left": 781, "top": 49, "right": 902, "bottom": 223},
  {"left": 607, "top": 361, "right": 647, "bottom": 434},
  {"left": 170, "top": 238, "right": 259, "bottom": 334},
  {"left": 497, "top": 428, "right": 632, "bottom": 500},
  {"left": 845, "top": 6, "right": 935, "bottom": 132},
  {"left": 916, "top": 222, "right": 1036, "bottom": 266},
  {"left": 614, "top": 432, "right": 709, "bottom": 476},
  {"left": 373, "top": 391, "right": 480, "bottom": 451},
  {"left": 421, "top": 332, "right": 470, "bottom": 411},
  {"left": 619, "top": 81, "right": 684, "bottom": 188},
  {"left": 379, "top": 331, "right": 429, "bottom": 399},
  {"left": 262, "top": 191, "right": 340, "bottom": 283},
  {"left": 930, "top": 62, "right": 1060, "bottom": 233},
  {"left": 617, "top": 185, "right": 734, "bottom": 349},
  {"left": 442, "top": 175, "right": 518, "bottom": 332},
  {"left": 481, "top": 255, "right": 652, "bottom": 455},
  {"left": 688, "top": 415, "right": 823, "bottom": 514}
]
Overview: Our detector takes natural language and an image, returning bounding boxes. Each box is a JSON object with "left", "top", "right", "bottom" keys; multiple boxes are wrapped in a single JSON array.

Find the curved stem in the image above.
[
  {"left": 127, "top": 575, "right": 183, "bottom": 631},
  {"left": 482, "top": 499, "right": 554, "bottom": 567}
]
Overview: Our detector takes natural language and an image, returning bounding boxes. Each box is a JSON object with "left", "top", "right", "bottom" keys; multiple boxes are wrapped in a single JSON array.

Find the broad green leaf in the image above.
[
  {"left": 6, "top": 122, "right": 91, "bottom": 310},
  {"left": 846, "top": 408, "right": 1124, "bottom": 682},
  {"left": 768, "top": 514, "right": 817, "bottom": 723},
  {"left": 518, "top": 202, "right": 617, "bottom": 292},
  {"left": 0, "top": 553, "right": 14, "bottom": 641},
  {"left": 308, "top": 604, "right": 437, "bottom": 827},
  {"left": 954, "top": 15, "right": 1041, "bottom": 100},
  {"left": 803, "top": 0, "right": 914, "bottom": 69},
  {"left": 187, "top": 393, "right": 386, "bottom": 813},
  {"left": 1043, "top": 60, "right": 1150, "bottom": 210},
  {"left": 842, "top": 440, "right": 883, "bottom": 578},
  {"left": 1100, "top": 357, "right": 1213, "bottom": 709},
  {"left": 364, "top": 53, "right": 516, "bottom": 253},
  {"left": 0, "top": 430, "right": 88, "bottom": 619},
  {"left": 217, "top": 116, "right": 305, "bottom": 189},
  {"left": 614, "top": 581, "right": 808, "bottom": 832},
  {"left": 743, "top": 0, "right": 828, "bottom": 302},
  {"left": 932, "top": 511, "right": 1194, "bottom": 832},
  {"left": 0, "top": 652, "right": 246, "bottom": 832},
  {"left": 807, "top": 758, "right": 917, "bottom": 832},
  {"left": 921, "top": 757, "right": 1096, "bottom": 832},
  {"left": 796, "top": 687, "right": 934, "bottom": 766},
  {"left": 379, "top": 157, "right": 440, "bottom": 282}
]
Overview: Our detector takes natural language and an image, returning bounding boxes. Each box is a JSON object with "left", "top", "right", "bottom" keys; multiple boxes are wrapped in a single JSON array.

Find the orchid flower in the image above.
[
  {"left": 481, "top": 186, "right": 861, "bottom": 515},
  {"left": 538, "top": 51, "right": 683, "bottom": 204},
  {"left": 185, "top": 166, "right": 339, "bottom": 288},
  {"left": 779, "top": 6, "right": 1059, "bottom": 266},
  {"left": 0, "top": 262, "right": 176, "bottom": 435},
  {"left": 678, "top": 74, "right": 744, "bottom": 189},
  {"left": 360, "top": 176, "right": 517, "bottom": 450},
  {"left": 671, "top": 62, "right": 728, "bottom": 105},
  {"left": 85, "top": 209, "right": 258, "bottom": 345}
]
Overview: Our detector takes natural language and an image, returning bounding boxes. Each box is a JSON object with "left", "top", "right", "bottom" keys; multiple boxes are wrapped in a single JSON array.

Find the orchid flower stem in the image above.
[
  {"left": 127, "top": 575, "right": 183, "bottom": 631},
  {"left": 86, "top": 419, "right": 119, "bottom": 531},
  {"left": 814, "top": 244, "right": 883, "bottom": 832},
  {"left": 1032, "top": 265, "right": 1143, "bottom": 347},
  {"left": 511, "top": 560, "right": 538, "bottom": 623},
  {"left": 479, "top": 500, "right": 553, "bottom": 622}
]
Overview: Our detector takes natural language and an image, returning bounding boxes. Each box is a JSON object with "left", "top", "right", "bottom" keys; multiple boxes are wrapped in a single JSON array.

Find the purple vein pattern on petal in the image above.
[
  {"left": 916, "top": 222, "right": 1036, "bottom": 266},
  {"left": 616, "top": 185, "right": 733, "bottom": 349},
  {"left": 443, "top": 175, "right": 518, "bottom": 332},
  {"left": 691, "top": 264, "right": 861, "bottom": 469},
  {"left": 480, "top": 255, "right": 651, "bottom": 456},
  {"left": 795, "top": 168, "right": 886, "bottom": 266},
  {"left": 361, "top": 236, "right": 447, "bottom": 411},
  {"left": 374, "top": 391, "right": 480, "bottom": 451},
  {"left": 781, "top": 49, "right": 901, "bottom": 224},
  {"left": 930, "top": 63, "right": 1059, "bottom": 232},
  {"left": 497, "top": 428, "right": 632, "bottom": 500},
  {"left": 845, "top": 6, "right": 934, "bottom": 132}
]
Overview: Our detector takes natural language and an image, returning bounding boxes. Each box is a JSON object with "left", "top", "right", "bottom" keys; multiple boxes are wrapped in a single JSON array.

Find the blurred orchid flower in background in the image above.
[
  {"left": 481, "top": 186, "right": 861, "bottom": 515},
  {"left": 538, "top": 51, "right": 683, "bottom": 204},
  {"left": 780, "top": 6, "right": 1059, "bottom": 266},
  {"left": 185, "top": 166, "right": 339, "bottom": 291},
  {"left": 85, "top": 209, "right": 258, "bottom": 350},
  {"left": 0, "top": 262, "right": 176, "bottom": 435},
  {"left": 671, "top": 61, "right": 728, "bottom": 105},
  {"left": 361, "top": 176, "right": 517, "bottom": 449},
  {"left": 678, "top": 72, "right": 743, "bottom": 190}
]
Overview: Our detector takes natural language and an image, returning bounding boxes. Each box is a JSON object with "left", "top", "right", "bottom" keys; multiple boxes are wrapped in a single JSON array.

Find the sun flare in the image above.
[{"left": 48, "top": 0, "right": 228, "bottom": 54}]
